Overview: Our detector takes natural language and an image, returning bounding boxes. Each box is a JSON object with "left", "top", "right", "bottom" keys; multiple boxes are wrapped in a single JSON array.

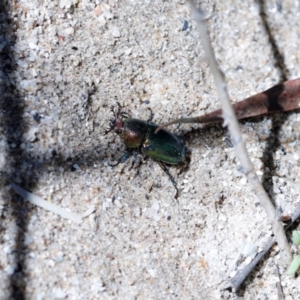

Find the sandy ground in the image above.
[{"left": 1, "top": 0, "right": 300, "bottom": 299}]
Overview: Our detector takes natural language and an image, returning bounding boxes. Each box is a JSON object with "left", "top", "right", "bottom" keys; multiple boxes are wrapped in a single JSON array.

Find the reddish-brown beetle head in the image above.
[
  {"left": 106, "top": 103, "right": 148, "bottom": 149},
  {"left": 106, "top": 102, "right": 129, "bottom": 135}
]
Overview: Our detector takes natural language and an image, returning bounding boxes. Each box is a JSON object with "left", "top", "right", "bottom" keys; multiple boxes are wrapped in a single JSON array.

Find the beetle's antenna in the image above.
[
  {"left": 120, "top": 112, "right": 130, "bottom": 118},
  {"left": 115, "top": 102, "right": 131, "bottom": 119},
  {"left": 106, "top": 102, "right": 130, "bottom": 134},
  {"left": 105, "top": 105, "right": 118, "bottom": 134}
]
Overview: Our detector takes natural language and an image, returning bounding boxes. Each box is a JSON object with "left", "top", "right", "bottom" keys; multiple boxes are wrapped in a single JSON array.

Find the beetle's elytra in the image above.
[{"left": 107, "top": 103, "right": 186, "bottom": 198}]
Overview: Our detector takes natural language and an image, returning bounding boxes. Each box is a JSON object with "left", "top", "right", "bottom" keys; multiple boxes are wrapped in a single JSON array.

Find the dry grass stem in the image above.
[{"left": 189, "top": 1, "right": 292, "bottom": 264}]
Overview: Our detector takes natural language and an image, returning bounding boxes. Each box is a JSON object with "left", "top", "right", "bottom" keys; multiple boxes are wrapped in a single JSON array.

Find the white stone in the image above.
[
  {"left": 103, "top": 9, "right": 114, "bottom": 20},
  {"left": 64, "top": 27, "right": 75, "bottom": 35},
  {"left": 111, "top": 26, "right": 121, "bottom": 38}
]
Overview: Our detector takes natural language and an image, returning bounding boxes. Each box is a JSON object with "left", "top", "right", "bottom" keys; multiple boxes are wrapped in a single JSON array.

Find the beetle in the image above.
[{"left": 106, "top": 103, "right": 186, "bottom": 198}]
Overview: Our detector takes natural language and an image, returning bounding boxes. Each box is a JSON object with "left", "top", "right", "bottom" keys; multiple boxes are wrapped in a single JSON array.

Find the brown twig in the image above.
[
  {"left": 188, "top": 1, "right": 291, "bottom": 265},
  {"left": 155, "top": 77, "right": 300, "bottom": 129}
]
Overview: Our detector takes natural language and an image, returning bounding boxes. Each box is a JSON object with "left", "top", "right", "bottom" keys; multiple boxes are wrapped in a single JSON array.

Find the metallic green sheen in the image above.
[
  {"left": 120, "top": 119, "right": 185, "bottom": 164},
  {"left": 121, "top": 119, "right": 149, "bottom": 148},
  {"left": 120, "top": 118, "right": 185, "bottom": 164},
  {"left": 142, "top": 122, "right": 185, "bottom": 164}
]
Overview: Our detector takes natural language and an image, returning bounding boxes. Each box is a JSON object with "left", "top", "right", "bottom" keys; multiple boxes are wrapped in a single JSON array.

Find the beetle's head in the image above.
[{"left": 106, "top": 102, "right": 129, "bottom": 135}]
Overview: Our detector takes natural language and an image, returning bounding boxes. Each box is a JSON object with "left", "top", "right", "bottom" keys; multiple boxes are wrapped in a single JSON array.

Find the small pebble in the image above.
[
  {"left": 65, "top": 27, "right": 75, "bottom": 35},
  {"left": 103, "top": 9, "right": 114, "bottom": 20},
  {"left": 111, "top": 26, "right": 121, "bottom": 38}
]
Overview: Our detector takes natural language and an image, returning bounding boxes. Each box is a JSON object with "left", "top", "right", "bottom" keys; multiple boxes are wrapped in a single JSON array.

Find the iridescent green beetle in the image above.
[{"left": 107, "top": 103, "right": 185, "bottom": 197}]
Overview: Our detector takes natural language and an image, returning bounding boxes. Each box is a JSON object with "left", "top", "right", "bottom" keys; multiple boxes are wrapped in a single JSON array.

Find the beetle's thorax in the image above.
[{"left": 118, "top": 118, "right": 148, "bottom": 148}]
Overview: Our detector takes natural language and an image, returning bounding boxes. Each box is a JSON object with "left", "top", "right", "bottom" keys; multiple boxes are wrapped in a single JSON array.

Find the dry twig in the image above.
[
  {"left": 188, "top": 1, "right": 291, "bottom": 265},
  {"left": 275, "top": 263, "right": 285, "bottom": 300},
  {"left": 155, "top": 77, "right": 300, "bottom": 127},
  {"left": 226, "top": 202, "right": 300, "bottom": 291}
]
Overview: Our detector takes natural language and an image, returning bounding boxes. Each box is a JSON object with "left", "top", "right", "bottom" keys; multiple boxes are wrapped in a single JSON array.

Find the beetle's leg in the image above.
[
  {"left": 129, "top": 149, "right": 141, "bottom": 170},
  {"left": 178, "top": 149, "right": 191, "bottom": 175},
  {"left": 147, "top": 107, "right": 154, "bottom": 122},
  {"left": 157, "top": 161, "right": 179, "bottom": 199},
  {"left": 109, "top": 149, "right": 133, "bottom": 167}
]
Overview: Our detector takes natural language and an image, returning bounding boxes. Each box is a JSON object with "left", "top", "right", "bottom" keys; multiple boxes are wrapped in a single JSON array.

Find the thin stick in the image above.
[
  {"left": 225, "top": 237, "right": 275, "bottom": 292},
  {"left": 189, "top": 1, "right": 291, "bottom": 264},
  {"left": 275, "top": 264, "right": 285, "bottom": 300},
  {"left": 226, "top": 202, "right": 300, "bottom": 291}
]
